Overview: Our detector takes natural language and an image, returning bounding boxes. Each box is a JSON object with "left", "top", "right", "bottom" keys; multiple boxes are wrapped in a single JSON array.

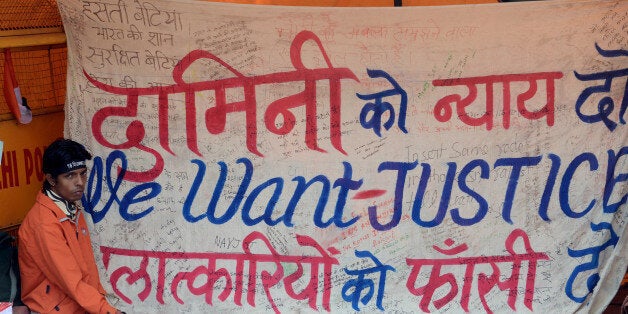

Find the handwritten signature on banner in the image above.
[
  {"left": 574, "top": 44, "right": 628, "bottom": 131},
  {"left": 82, "top": 0, "right": 183, "bottom": 31},
  {"left": 101, "top": 229, "right": 550, "bottom": 313}
]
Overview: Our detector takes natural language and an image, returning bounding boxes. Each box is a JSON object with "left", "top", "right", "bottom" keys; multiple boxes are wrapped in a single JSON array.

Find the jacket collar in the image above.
[
  {"left": 44, "top": 188, "right": 78, "bottom": 220},
  {"left": 36, "top": 190, "right": 79, "bottom": 221}
]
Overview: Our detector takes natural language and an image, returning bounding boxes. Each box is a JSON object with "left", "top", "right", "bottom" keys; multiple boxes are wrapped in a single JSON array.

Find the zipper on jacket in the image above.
[{"left": 58, "top": 215, "right": 80, "bottom": 238}]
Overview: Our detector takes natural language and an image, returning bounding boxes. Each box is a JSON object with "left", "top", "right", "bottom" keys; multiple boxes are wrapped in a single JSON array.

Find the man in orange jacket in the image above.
[{"left": 18, "top": 139, "right": 124, "bottom": 314}]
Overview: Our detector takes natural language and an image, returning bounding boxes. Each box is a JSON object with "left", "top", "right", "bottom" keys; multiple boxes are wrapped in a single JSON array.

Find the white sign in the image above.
[{"left": 58, "top": 0, "right": 627, "bottom": 312}]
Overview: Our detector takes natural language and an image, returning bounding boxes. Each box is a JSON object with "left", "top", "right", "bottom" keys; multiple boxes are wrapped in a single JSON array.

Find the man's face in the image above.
[{"left": 50, "top": 167, "right": 88, "bottom": 202}]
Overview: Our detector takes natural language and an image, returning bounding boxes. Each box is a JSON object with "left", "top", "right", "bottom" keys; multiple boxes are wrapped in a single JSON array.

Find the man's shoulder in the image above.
[
  {"left": 19, "top": 209, "right": 64, "bottom": 247},
  {"left": 21, "top": 193, "right": 64, "bottom": 230}
]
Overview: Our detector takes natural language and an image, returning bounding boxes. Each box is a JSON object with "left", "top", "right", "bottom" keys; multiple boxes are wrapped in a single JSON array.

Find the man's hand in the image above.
[{"left": 12, "top": 305, "right": 30, "bottom": 314}]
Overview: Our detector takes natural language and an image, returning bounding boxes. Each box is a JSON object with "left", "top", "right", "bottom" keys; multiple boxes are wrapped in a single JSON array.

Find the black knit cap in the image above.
[{"left": 42, "top": 138, "right": 92, "bottom": 178}]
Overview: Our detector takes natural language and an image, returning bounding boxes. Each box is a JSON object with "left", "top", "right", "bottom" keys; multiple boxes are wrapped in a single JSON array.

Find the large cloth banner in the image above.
[{"left": 57, "top": 0, "right": 626, "bottom": 312}]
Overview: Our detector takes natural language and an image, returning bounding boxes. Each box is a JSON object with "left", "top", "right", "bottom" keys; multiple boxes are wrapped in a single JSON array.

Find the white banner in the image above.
[{"left": 58, "top": 0, "right": 627, "bottom": 312}]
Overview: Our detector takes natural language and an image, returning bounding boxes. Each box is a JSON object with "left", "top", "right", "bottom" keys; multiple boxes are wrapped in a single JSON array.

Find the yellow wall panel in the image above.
[{"left": 0, "top": 111, "right": 63, "bottom": 227}]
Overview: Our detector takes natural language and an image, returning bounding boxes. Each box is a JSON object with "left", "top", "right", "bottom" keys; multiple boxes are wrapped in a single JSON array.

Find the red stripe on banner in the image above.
[
  {"left": 352, "top": 189, "right": 387, "bottom": 199},
  {"left": 3, "top": 49, "right": 31, "bottom": 124},
  {"left": 3, "top": 49, "right": 20, "bottom": 120}
]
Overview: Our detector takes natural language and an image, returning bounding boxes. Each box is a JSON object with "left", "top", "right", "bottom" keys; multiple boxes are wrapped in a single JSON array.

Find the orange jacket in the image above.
[{"left": 18, "top": 191, "right": 117, "bottom": 314}]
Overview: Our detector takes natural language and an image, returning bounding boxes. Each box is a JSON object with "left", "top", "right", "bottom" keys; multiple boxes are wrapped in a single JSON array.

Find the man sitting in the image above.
[{"left": 18, "top": 139, "right": 124, "bottom": 314}]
